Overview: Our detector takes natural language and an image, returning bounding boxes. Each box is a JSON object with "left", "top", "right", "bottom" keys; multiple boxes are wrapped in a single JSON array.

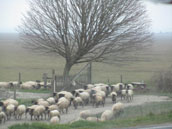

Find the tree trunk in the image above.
[{"left": 63, "top": 62, "right": 72, "bottom": 88}]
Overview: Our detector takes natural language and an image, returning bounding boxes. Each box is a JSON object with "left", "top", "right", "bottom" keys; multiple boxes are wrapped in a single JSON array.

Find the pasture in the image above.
[{"left": 0, "top": 33, "right": 172, "bottom": 87}]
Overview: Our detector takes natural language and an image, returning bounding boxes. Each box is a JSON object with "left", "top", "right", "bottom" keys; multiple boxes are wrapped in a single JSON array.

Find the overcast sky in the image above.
[{"left": 0, "top": 0, "right": 172, "bottom": 33}]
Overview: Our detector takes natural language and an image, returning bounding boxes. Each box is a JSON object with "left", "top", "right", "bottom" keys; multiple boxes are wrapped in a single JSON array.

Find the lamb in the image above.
[
  {"left": 57, "top": 97, "right": 70, "bottom": 114},
  {"left": 50, "top": 116, "right": 60, "bottom": 124},
  {"left": 110, "top": 92, "right": 117, "bottom": 103},
  {"left": 0, "top": 111, "right": 6, "bottom": 124},
  {"left": 79, "top": 110, "right": 91, "bottom": 119},
  {"left": 72, "top": 97, "right": 84, "bottom": 109},
  {"left": 100, "top": 110, "right": 114, "bottom": 121},
  {"left": 49, "top": 110, "right": 60, "bottom": 119},
  {"left": 15, "top": 105, "right": 26, "bottom": 120}
]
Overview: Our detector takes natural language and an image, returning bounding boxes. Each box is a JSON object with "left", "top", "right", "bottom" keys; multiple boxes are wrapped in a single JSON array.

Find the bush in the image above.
[{"left": 153, "top": 67, "right": 172, "bottom": 92}]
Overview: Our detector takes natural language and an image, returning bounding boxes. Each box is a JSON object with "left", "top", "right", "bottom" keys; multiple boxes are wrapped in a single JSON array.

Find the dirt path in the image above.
[{"left": 0, "top": 95, "right": 171, "bottom": 129}]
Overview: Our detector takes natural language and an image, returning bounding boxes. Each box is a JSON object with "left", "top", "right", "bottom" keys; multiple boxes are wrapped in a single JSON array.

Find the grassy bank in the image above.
[{"left": 9, "top": 110, "right": 172, "bottom": 129}]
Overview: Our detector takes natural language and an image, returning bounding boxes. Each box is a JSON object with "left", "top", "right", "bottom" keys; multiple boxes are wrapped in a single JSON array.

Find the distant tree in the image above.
[{"left": 19, "top": 0, "right": 151, "bottom": 87}]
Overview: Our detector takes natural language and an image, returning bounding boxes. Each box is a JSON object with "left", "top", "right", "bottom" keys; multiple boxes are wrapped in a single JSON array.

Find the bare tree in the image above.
[{"left": 19, "top": 0, "right": 151, "bottom": 86}]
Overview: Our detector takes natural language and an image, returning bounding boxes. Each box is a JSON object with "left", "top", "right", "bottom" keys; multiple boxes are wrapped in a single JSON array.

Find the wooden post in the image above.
[
  {"left": 88, "top": 62, "right": 92, "bottom": 84},
  {"left": 51, "top": 69, "right": 55, "bottom": 94},
  {"left": 14, "top": 72, "right": 21, "bottom": 99},
  {"left": 43, "top": 73, "right": 47, "bottom": 89},
  {"left": 120, "top": 75, "right": 123, "bottom": 83}
]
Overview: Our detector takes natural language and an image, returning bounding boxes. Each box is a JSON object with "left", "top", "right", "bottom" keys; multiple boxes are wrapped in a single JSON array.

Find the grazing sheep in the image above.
[
  {"left": 50, "top": 116, "right": 60, "bottom": 124},
  {"left": 49, "top": 110, "right": 60, "bottom": 119},
  {"left": 0, "top": 111, "right": 6, "bottom": 124},
  {"left": 72, "top": 97, "right": 84, "bottom": 109},
  {"left": 100, "top": 110, "right": 114, "bottom": 121},
  {"left": 57, "top": 97, "right": 70, "bottom": 114},
  {"left": 110, "top": 92, "right": 117, "bottom": 103},
  {"left": 79, "top": 110, "right": 91, "bottom": 119},
  {"left": 15, "top": 105, "right": 26, "bottom": 120}
]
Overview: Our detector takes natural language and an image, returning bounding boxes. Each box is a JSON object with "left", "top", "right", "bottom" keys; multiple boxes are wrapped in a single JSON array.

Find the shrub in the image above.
[{"left": 153, "top": 67, "right": 172, "bottom": 92}]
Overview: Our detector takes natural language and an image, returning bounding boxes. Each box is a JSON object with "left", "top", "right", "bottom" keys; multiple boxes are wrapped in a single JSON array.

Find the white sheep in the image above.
[
  {"left": 112, "top": 102, "right": 124, "bottom": 116},
  {"left": 0, "top": 99, "right": 18, "bottom": 108},
  {"left": 110, "top": 92, "right": 117, "bottom": 103},
  {"left": 57, "top": 97, "right": 70, "bottom": 114},
  {"left": 79, "top": 110, "right": 91, "bottom": 119},
  {"left": 100, "top": 110, "right": 114, "bottom": 121},
  {"left": 76, "top": 92, "right": 90, "bottom": 105},
  {"left": 30, "top": 105, "right": 46, "bottom": 120},
  {"left": 0, "top": 111, "right": 6, "bottom": 124},
  {"left": 72, "top": 97, "right": 84, "bottom": 109},
  {"left": 49, "top": 110, "right": 60, "bottom": 119},
  {"left": 126, "top": 90, "right": 134, "bottom": 102},
  {"left": 92, "top": 94, "right": 104, "bottom": 108},
  {"left": 86, "top": 117, "right": 99, "bottom": 122},
  {"left": 0, "top": 82, "right": 11, "bottom": 88},
  {"left": 50, "top": 116, "right": 60, "bottom": 124},
  {"left": 37, "top": 100, "right": 50, "bottom": 107},
  {"left": 15, "top": 105, "right": 26, "bottom": 120},
  {"left": 5, "top": 104, "right": 15, "bottom": 120},
  {"left": 46, "top": 97, "right": 56, "bottom": 105}
]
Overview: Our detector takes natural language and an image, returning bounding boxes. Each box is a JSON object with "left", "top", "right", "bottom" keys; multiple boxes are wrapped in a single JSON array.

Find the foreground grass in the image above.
[{"left": 9, "top": 111, "right": 172, "bottom": 129}]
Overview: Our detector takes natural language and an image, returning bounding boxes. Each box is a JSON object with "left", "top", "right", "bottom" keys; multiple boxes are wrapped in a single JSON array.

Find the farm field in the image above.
[{"left": 0, "top": 33, "right": 172, "bottom": 87}]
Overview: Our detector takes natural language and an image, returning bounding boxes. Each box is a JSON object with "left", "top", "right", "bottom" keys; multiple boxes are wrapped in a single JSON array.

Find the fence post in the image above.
[
  {"left": 43, "top": 73, "right": 47, "bottom": 89},
  {"left": 14, "top": 73, "right": 21, "bottom": 99},
  {"left": 120, "top": 75, "right": 123, "bottom": 83},
  {"left": 51, "top": 69, "right": 55, "bottom": 94},
  {"left": 88, "top": 62, "right": 92, "bottom": 84}
]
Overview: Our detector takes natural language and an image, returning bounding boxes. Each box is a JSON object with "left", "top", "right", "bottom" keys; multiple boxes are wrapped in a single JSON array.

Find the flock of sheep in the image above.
[
  {"left": 0, "top": 81, "right": 51, "bottom": 89},
  {"left": 0, "top": 82, "right": 134, "bottom": 124}
]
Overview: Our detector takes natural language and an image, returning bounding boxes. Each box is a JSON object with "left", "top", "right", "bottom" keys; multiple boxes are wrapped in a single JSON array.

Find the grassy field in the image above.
[
  {"left": 0, "top": 33, "right": 172, "bottom": 87},
  {"left": 9, "top": 101, "right": 172, "bottom": 129}
]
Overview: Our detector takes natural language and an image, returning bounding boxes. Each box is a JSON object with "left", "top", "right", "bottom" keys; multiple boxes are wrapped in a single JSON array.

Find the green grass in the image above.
[{"left": 9, "top": 110, "right": 172, "bottom": 129}]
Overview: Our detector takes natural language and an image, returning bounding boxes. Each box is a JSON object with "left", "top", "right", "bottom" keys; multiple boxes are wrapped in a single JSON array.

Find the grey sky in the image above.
[{"left": 0, "top": 0, "right": 172, "bottom": 33}]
